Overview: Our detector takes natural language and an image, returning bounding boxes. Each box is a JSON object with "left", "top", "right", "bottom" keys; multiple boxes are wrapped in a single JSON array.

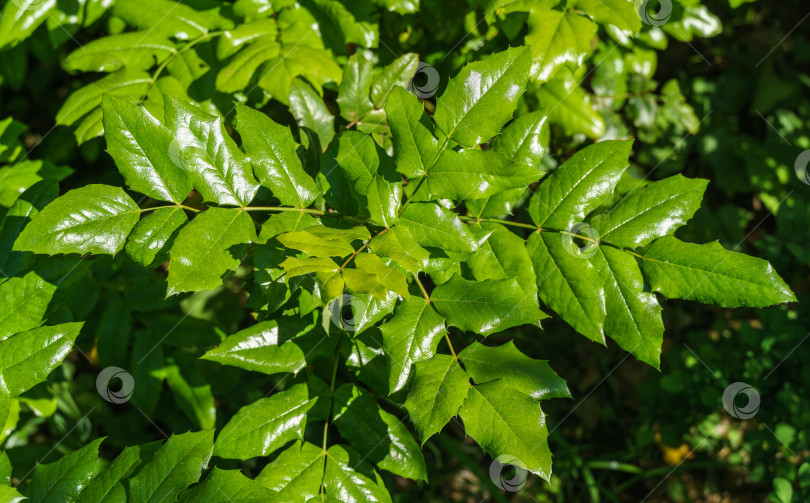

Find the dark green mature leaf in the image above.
[
  {"left": 384, "top": 86, "right": 438, "bottom": 178},
  {"left": 370, "top": 54, "right": 419, "bottom": 107},
  {"left": 235, "top": 104, "right": 320, "bottom": 207},
  {"left": 528, "top": 231, "right": 606, "bottom": 342},
  {"left": 593, "top": 246, "right": 663, "bottom": 368},
  {"left": 165, "top": 354, "right": 216, "bottom": 430},
  {"left": 79, "top": 442, "right": 162, "bottom": 503},
  {"left": 0, "top": 179, "right": 59, "bottom": 274},
  {"left": 459, "top": 380, "right": 552, "bottom": 480},
  {"left": 322, "top": 445, "right": 392, "bottom": 503},
  {"left": 166, "top": 207, "right": 256, "bottom": 295},
  {"left": 126, "top": 207, "right": 188, "bottom": 267},
  {"left": 129, "top": 430, "right": 215, "bottom": 503},
  {"left": 333, "top": 384, "right": 426, "bottom": 480},
  {"left": 525, "top": 9, "right": 597, "bottom": 82},
  {"left": 529, "top": 140, "right": 632, "bottom": 229},
  {"left": 26, "top": 438, "right": 102, "bottom": 503},
  {"left": 467, "top": 224, "right": 537, "bottom": 293},
  {"left": 201, "top": 321, "right": 307, "bottom": 375},
  {"left": 0, "top": 322, "right": 83, "bottom": 396},
  {"left": 103, "top": 96, "right": 192, "bottom": 204},
  {"left": 432, "top": 276, "right": 546, "bottom": 336},
  {"left": 399, "top": 203, "right": 478, "bottom": 253},
  {"left": 164, "top": 97, "right": 259, "bottom": 207},
  {"left": 0, "top": 271, "right": 57, "bottom": 341},
  {"left": 289, "top": 79, "right": 335, "bottom": 150},
  {"left": 14, "top": 184, "right": 141, "bottom": 256},
  {"left": 380, "top": 297, "right": 446, "bottom": 393},
  {"left": 535, "top": 74, "right": 605, "bottom": 138},
  {"left": 428, "top": 149, "right": 542, "bottom": 200},
  {"left": 459, "top": 341, "right": 570, "bottom": 400},
  {"left": 215, "top": 383, "right": 315, "bottom": 459},
  {"left": 404, "top": 354, "right": 470, "bottom": 443},
  {"left": 338, "top": 54, "right": 375, "bottom": 123},
  {"left": 643, "top": 237, "right": 796, "bottom": 307},
  {"left": 491, "top": 110, "right": 550, "bottom": 167},
  {"left": 591, "top": 175, "right": 708, "bottom": 249},
  {"left": 179, "top": 468, "right": 278, "bottom": 502},
  {"left": 255, "top": 441, "right": 323, "bottom": 501},
  {"left": 434, "top": 47, "right": 532, "bottom": 147}
]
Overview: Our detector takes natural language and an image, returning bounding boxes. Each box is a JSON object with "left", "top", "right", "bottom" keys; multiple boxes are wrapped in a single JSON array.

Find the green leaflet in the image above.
[
  {"left": 0, "top": 179, "right": 59, "bottom": 274},
  {"left": 528, "top": 231, "right": 606, "bottom": 343},
  {"left": 165, "top": 354, "right": 216, "bottom": 430},
  {"left": 333, "top": 384, "right": 427, "bottom": 481},
  {"left": 14, "top": 184, "right": 141, "bottom": 256},
  {"left": 427, "top": 149, "right": 542, "bottom": 200},
  {"left": 289, "top": 79, "right": 335, "bottom": 150},
  {"left": 216, "top": 37, "right": 281, "bottom": 93},
  {"left": 64, "top": 32, "right": 176, "bottom": 73},
  {"left": 642, "top": 237, "right": 796, "bottom": 307},
  {"left": 178, "top": 468, "right": 279, "bottom": 502},
  {"left": 79, "top": 442, "right": 162, "bottom": 503},
  {"left": 593, "top": 246, "right": 664, "bottom": 368},
  {"left": 26, "top": 438, "right": 103, "bottom": 503},
  {"left": 214, "top": 383, "right": 315, "bottom": 459},
  {"left": 434, "top": 46, "right": 532, "bottom": 147},
  {"left": 322, "top": 444, "right": 392, "bottom": 503},
  {"left": 0, "top": 0, "right": 57, "bottom": 49},
  {"left": 255, "top": 441, "right": 324, "bottom": 501},
  {"left": 491, "top": 110, "right": 551, "bottom": 167},
  {"left": 129, "top": 430, "right": 215, "bottom": 503},
  {"left": 370, "top": 53, "right": 419, "bottom": 107},
  {"left": 380, "top": 296, "right": 447, "bottom": 393},
  {"left": 166, "top": 207, "right": 256, "bottom": 295},
  {"left": 235, "top": 103, "right": 320, "bottom": 207},
  {"left": 344, "top": 253, "right": 409, "bottom": 299},
  {"left": 459, "top": 341, "right": 571, "bottom": 400},
  {"left": 384, "top": 86, "right": 438, "bottom": 178},
  {"left": 277, "top": 224, "right": 370, "bottom": 258},
  {"left": 404, "top": 354, "right": 470, "bottom": 443},
  {"left": 126, "top": 207, "right": 188, "bottom": 267},
  {"left": 573, "top": 0, "right": 641, "bottom": 33},
  {"left": 459, "top": 380, "right": 552, "bottom": 480},
  {"left": 0, "top": 271, "right": 57, "bottom": 341},
  {"left": 280, "top": 256, "right": 344, "bottom": 301},
  {"left": 590, "top": 174, "right": 708, "bottom": 249},
  {"left": 529, "top": 140, "right": 632, "bottom": 229},
  {"left": 164, "top": 96, "right": 259, "bottom": 207},
  {"left": 338, "top": 54, "right": 375, "bottom": 123},
  {"left": 526, "top": 9, "right": 597, "bottom": 82},
  {"left": 201, "top": 321, "right": 307, "bottom": 375},
  {"left": 398, "top": 203, "right": 478, "bottom": 253},
  {"left": 536, "top": 74, "right": 605, "bottom": 138},
  {"left": 431, "top": 275, "right": 547, "bottom": 336},
  {"left": 367, "top": 226, "right": 429, "bottom": 274},
  {"left": 467, "top": 224, "right": 537, "bottom": 294}
]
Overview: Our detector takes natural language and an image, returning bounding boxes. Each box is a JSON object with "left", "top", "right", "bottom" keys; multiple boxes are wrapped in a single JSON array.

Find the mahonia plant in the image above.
[{"left": 1, "top": 47, "right": 794, "bottom": 501}]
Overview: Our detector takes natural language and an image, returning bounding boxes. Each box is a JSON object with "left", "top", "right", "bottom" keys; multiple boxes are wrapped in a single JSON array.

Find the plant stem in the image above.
[{"left": 413, "top": 274, "right": 430, "bottom": 302}]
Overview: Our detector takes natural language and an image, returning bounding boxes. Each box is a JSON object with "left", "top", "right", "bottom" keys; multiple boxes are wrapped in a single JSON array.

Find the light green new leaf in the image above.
[
  {"left": 26, "top": 438, "right": 102, "bottom": 503},
  {"left": 384, "top": 86, "right": 438, "bottom": 178},
  {"left": 64, "top": 32, "right": 175, "bottom": 73},
  {"left": 258, "top": 212, "right": 320, "bottom": 242},
  {"left": 289, "top": 79, "right": 335, "bottom": 150},
  {"left": 491, "top": 110, "right": 550, "bottom": 167},
  {"left": 434, "top": 47, "right": 532, "bottom": 147},
  {"left": 428, "top": 149, "right": 542, "bottom": 200},
  {"left": 112, "top": 0, "right": 224, "bottom": 40},
  {"left": 529, "top": 140, "right": 632, "bottom": 229},
  {"left": 526, "top": 9, "right": 597, "bottom": 82},
  {"left": 368, "top": 226, "right": 429, "bottom": 274},
  {"left": 432, "top": 276, "right": 546, "bottom": 336},
  {"left": 216, "top": 37, "right": 280, "bottom": 93},
  {"left": 528, "top": 231, "right": 606, "bottom": 342},
  {"left": 399, "top": 203, "right": 478, "bottom": 253},
  {"left": 590, "top": 175, "right": 708, "bottom": 249},
  {"left": 217, "top": 18, "right": 278, "bottom": 59},
  {"left": 333, "top": 384, "right": 427, "bottom": 481},
  {"left": 404, "top": 354, "right": 470, "bottom": 443},
  {"left": 643, "top": 237, "right": 795, "bottom": 307},
  {"left": 280, "top": 256, "right": 344, "bottom": 302},
  {"left": 277, "top": 225, "right": 369, "bottom": 258},
  {"left": 14, "top": 184, "right": 140, "bottom": 256},
  {"left": 235, "top": 103, "right": 319, "bottom": 207},
  {"left": 101, "top": 95, "right": 191, "bottom": 204},
  {"left": 338, "top": 54, "right": 375, "bottom": 123},
  {"left": 467, "top": 224, "right": 537, "bottom": 293},
  {"left": 0, "top": 0, "right": 57, "bottom": 49},
  {"left": 0, "top": 271, "right": 57, "bottom": 341},
  {"left": 215, "top": 383, "right": 315, "bottom": 459},
  {"left": 345, "top": 253, "right": 409, "bottom": 299},
  {"left": 164, "top": 97, "right": 259, "bottom": 206},
  {"left": 459, "top": 381, "right": 552, "bottom": 480},
  {"left": 201, "top": 321, "right": 307, "bottom": 375},
  {"left": 380, "top": 296, "right": 446, "bottom": 393},
  {"left": 255, "top": 441, "right": 324, "bottom": 502},
  {"left": 126, "top": 207, "right": 188, "bottom": 267},
  {"left": 459, "top": 341, "right": 570, "bottom": 400},
  {"left": 129, "top": 430, "right": 214, "bottom": 503},
  {"left": 179, "top": 468, "right": 278, "bottom": 502},
  {"left": 370, "top": 53, "right": 419, "bottom": 107},
  {"left": 0, "top": 485, "right": 25, "bottom": 503},
  {"left": 322, "top": 445, "right": 392, "bottom": 503},
  {"left": 573, "top": 0, "right": 641, "bottom": 33},
  {"left": 593, "top": 246, "right": 663, "bottom": 368},
  {"left": 166, "top": 207, "right": 256, "bottom": 295},
  {"left": 536, "top": 75, "right": 605, "bottom": 138}
]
